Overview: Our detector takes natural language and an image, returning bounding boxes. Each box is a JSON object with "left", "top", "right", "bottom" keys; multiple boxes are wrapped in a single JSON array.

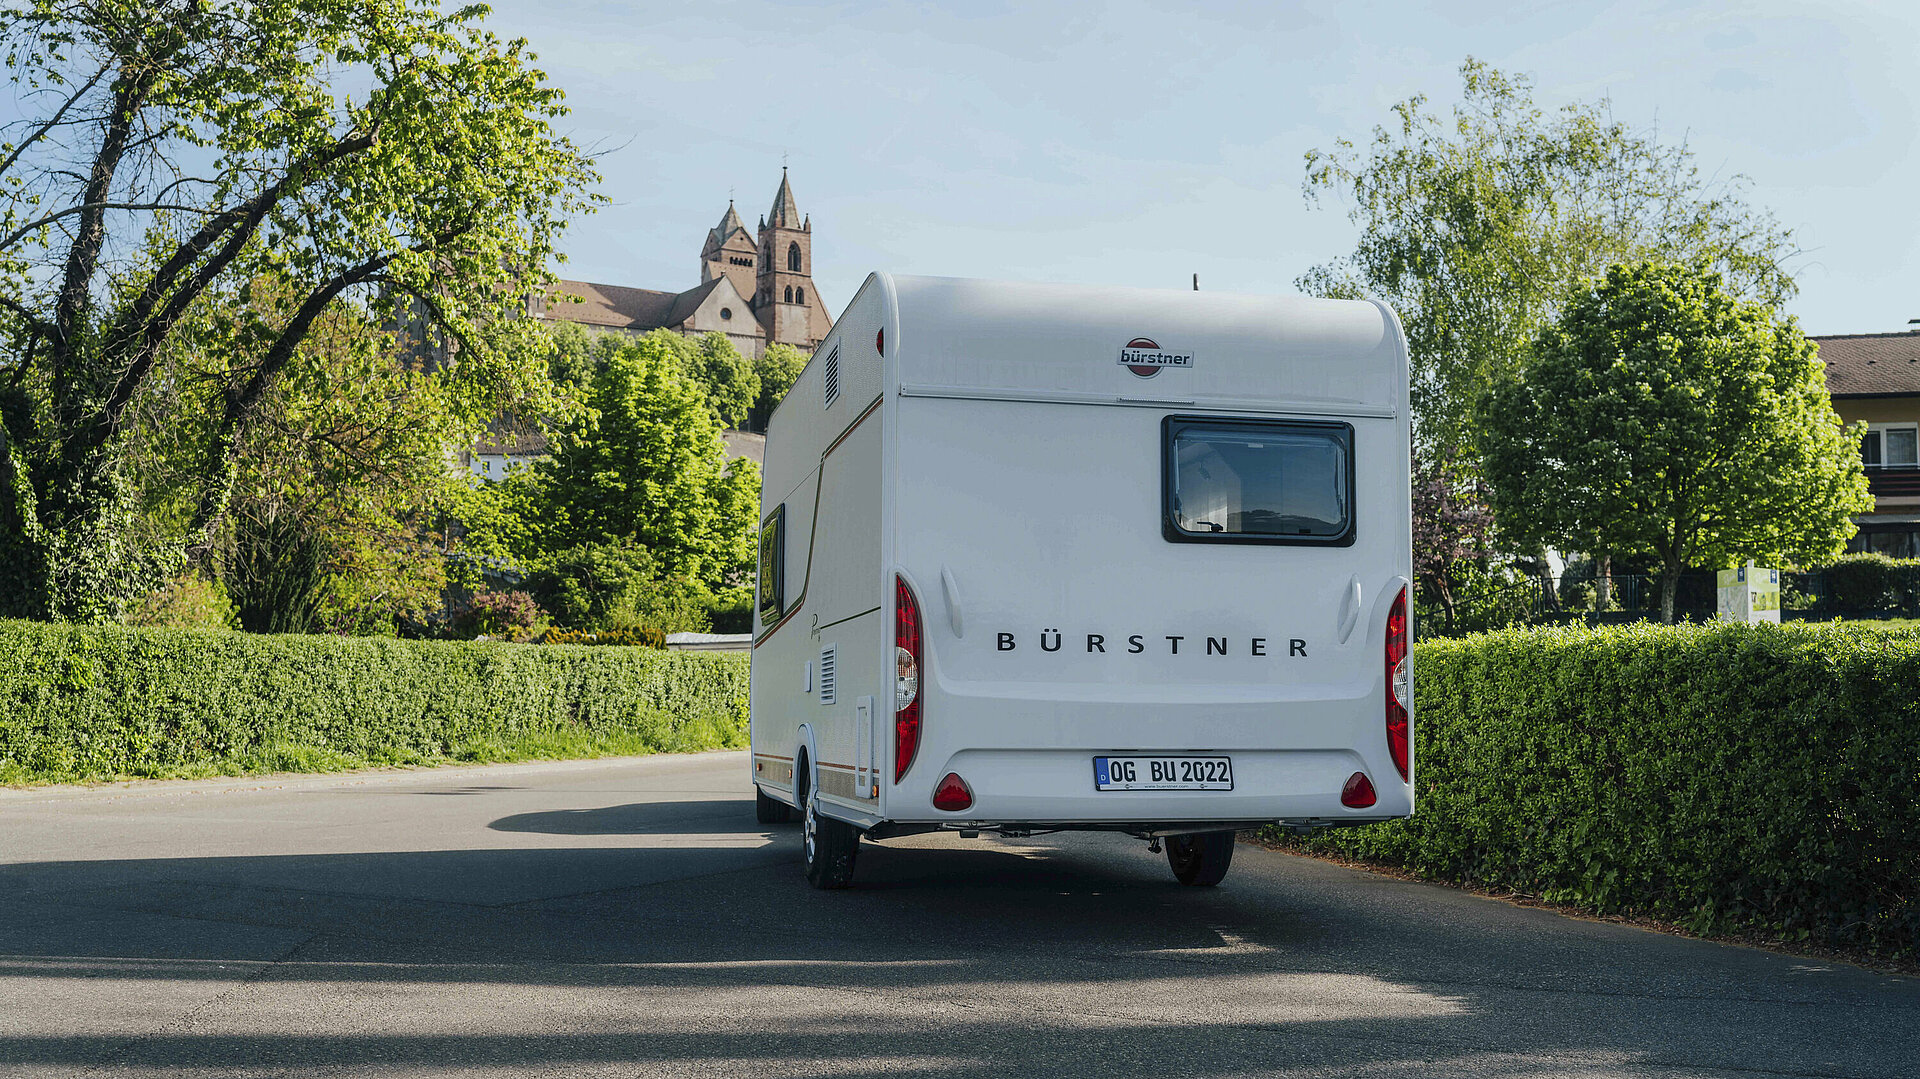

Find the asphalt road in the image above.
[{"left": 1, "top": 751, "right": 1914, "bottom": 1079}]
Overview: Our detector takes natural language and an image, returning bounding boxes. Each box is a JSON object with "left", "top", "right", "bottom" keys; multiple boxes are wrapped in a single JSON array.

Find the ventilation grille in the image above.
[
  {"left": 818, "top": 646, "right": 836, "bottom": 705},
  {"left": 822, "top": 345, "right": 840, "bottom": 408}
]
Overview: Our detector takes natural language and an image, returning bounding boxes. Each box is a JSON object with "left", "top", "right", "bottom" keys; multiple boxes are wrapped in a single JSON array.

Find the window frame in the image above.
[
  {"left": 1160, "top": 414, "right": 1357, "bottom": 548},
  {"left": 757, "top": 504, "right": 786, "bottom": 624},
  {"left": 1864, "top": 421, "right": 1919, "bottom": 468}
]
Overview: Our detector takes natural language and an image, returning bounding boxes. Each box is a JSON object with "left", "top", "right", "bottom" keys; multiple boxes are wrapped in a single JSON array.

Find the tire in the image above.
[
  {"left": 755, "top": 785, "right": 795, "bottom": 824},
  {"left": 1166, "top": 830, "right": 1236, "bottom": 886},
  {"left": 803, "top": 785, "right": 859, "bottom": 889}
]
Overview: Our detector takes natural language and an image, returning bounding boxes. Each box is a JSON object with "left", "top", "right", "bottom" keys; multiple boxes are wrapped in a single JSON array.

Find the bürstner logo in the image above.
[{"left": 1118, "top": 337, "right": 1194, "bottom": 378}]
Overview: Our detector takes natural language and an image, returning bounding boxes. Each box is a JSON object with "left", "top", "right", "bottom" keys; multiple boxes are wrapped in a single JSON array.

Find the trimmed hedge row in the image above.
[
  {"left": 0, "top": 620, "right": 749, "bottom": 782},
  {"left": 1280, "top": 622, "right": 1920, "bottom": 958}
]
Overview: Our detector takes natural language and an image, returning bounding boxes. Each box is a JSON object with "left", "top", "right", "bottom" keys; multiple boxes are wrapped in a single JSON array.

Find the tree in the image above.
[
  {"left": 750, "top": 342, "right": 807, "bottom": 432},
  {"left": 1300, "top": 59, "right": 1798, "bottom": 456},
  {"left": 0, "top": 0, "right": 596, "bottom": 621},
  {"left": 528, "top": 334, "right": 759, "bottom": 597},
  {"left": 1411, "top": 446, "right": 1496, "bottom": 635},
  {"left": 1479, "top": 262, "right": 1871, "bottom": 623}
]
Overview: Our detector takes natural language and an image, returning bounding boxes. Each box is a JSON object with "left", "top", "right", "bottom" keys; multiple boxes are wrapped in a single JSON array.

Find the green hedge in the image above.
[
  {"left": 0, "top": 620, "right": 749, "bottom": 783},
  {"left": 1813, "top": 553, "right": 1920, "bottom": 611},
  {"left": 1278, "top": 622, "right": 1920, "bottom": 958}
]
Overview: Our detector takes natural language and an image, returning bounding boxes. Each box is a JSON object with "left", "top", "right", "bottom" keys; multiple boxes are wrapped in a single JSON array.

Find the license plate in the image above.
[{"left": 1093, "top": 756, "right": 1233, "bottom": 791}]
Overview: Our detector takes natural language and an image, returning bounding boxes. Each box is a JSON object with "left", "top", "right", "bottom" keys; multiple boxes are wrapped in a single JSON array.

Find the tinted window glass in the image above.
[
  {"left": 1165, "top": 418, "right": 1353, "bottom": 544},
  {"left": 757, "top": 505, "right": 784, "bottom": 624}
]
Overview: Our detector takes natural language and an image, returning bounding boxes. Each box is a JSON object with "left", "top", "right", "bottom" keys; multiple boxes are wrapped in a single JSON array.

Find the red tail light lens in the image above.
[
  {"left": 932, "top": 772, "right": 972, "bottom": 812},
  {"left": 894, "top": 575, "right": 922, "bottom": 782},
  {"left": 1341, "top": 772, "right": 1377, "bottom": 808},
  {"left": 1386, "top": 584, "right": 1410, "bottom": 780}
]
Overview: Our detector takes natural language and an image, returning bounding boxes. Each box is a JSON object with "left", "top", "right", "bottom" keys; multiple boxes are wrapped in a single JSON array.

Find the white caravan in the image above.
[{"left": 749, "top": 274, "right": 1413, "bottom": 889}]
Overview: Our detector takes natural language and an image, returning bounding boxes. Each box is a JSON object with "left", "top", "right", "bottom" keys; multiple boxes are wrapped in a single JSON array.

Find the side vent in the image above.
[
  {"left": 822, "top": 345, "right": 840, "bottom": 408},
  {"left": 818, "top": 646, "right": 837, "bottom": 705}
]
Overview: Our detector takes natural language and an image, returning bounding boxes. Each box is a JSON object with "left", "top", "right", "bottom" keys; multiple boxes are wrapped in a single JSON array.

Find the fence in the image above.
[{"left": 1513, "top": 570, "right": 1920, "bottom": 625}]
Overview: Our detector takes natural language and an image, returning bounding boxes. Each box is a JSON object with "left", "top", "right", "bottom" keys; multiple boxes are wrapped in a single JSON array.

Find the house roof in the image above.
[
  {"left": 473, "top": 418, "right": 548, "bottom": 456},
  {"left": 1815, "top": 332, "right": 1920, "bottom": 397}
]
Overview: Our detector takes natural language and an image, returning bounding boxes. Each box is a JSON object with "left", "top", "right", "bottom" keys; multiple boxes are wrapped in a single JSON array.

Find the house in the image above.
[{"left": 1816, "top": 330, "right": 1920, "bottom": 557}]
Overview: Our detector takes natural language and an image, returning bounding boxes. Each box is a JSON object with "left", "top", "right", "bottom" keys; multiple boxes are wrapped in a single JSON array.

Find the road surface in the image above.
[{"left": 1, "top": 751, "right": 1914, "bottom": 1077}]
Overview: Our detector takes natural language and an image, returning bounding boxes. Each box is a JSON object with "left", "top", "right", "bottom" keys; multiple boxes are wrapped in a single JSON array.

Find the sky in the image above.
[{"left": 485, "top": 0, "right": 1919, "bottom": 337}]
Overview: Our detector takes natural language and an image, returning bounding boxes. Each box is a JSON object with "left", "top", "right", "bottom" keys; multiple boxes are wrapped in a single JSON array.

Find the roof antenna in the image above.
[{"left": 1192, "top": 273, "right": 1199, "bottom": 291}]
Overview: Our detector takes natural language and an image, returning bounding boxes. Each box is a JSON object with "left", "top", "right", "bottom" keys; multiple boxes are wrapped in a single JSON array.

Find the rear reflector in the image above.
[
  {"left": 932, "top": 772, "right": 972, "bottom": 812},
  {"left": 1341, "top": 772, "right": 1377, "bottom": 808}
]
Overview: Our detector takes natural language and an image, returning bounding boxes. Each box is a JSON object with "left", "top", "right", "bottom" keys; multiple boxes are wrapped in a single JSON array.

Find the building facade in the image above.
[
  {"left": 529, "top": 169, "right": 832, "bottom": 358},
  {"left": 1817, "top": 331, "right": 1920, "bottom": 557}
]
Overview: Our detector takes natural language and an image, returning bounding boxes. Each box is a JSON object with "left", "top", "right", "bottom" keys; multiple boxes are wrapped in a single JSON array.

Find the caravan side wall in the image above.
[{"left": 750, "top": 277, "right": 896, "bottom": 823}]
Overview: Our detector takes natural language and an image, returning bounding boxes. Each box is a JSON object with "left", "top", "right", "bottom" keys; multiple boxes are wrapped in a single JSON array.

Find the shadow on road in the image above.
[
  {"left": 490, "top": 799, "right": 768, "bottom": 836},
  {"left": 4, "top": 824, "right": 1915, "bottom": 1077}
]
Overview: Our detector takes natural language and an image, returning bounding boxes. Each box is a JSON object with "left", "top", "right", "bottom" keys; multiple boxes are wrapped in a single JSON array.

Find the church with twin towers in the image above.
[{"left": 530, "top": 169, "right": 833, "bottom": 357}]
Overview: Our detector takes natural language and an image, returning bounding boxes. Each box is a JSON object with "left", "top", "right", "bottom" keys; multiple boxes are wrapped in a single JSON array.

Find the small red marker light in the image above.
[
  {"left": 932, "top": 772, "right": 973, "bottom": 812},
  {"left": 875, "top": 327, "right": 885, "bottom": 356},
  {"left": 1341, "top": 772, "right": 1377, "bottom": 808}
]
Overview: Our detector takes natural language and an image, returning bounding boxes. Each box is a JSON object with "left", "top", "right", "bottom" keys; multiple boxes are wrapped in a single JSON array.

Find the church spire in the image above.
[{"left": 767, "top": 167, "right": 800, "bottom": 229}]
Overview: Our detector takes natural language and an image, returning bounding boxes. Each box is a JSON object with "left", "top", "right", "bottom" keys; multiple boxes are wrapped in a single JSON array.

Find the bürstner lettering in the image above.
[
  {"left": 995, "top": 630, "right": 1303, "bottom": 657},
  {"left": 1116, "top": 347, "right": 1194, "bottom": 369}
]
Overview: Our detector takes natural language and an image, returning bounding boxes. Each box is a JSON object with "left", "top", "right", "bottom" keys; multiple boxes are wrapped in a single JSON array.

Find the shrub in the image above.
[
  {"left": 522, "top": 542, "right": 713, "bottom": 634},
  {"left": 127, "top": 573, "right": 238, "bottom": 630},
  {"left": 0, "top": 619, "right": 748, "bottom": 783},
  {"left": 450, "top": 589, "right": 544, "bottom": 639},
  {"left": 1812, "top": 553, "right": 1920, "bottom": 611},
  {"left": 1274, "top": 622, "right": 1920, "bottom": 958},
  {"left": 539, "top": 626, "right": 664, "bottom": 648}
]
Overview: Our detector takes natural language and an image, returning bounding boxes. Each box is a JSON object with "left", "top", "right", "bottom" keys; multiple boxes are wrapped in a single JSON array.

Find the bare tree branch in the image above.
[{"left": 0, "top": 61, "right": 114, "bottom": 182}]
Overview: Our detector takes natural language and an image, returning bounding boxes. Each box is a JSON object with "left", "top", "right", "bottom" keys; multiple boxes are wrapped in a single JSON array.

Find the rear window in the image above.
[{"left": 1162, "top": 416, "right": 1354, "bottom": 546}]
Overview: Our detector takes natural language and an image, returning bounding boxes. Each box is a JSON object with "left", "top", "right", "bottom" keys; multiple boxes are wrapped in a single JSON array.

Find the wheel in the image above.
[
  {"left": 803, "top": 786, "right": 859, "bottom": 889},
  {"left": 755, "top": 785, "right": 795, "bottom": 824},
  {"left": 1166, "top": 830, "right": 1236, "bottom": 886}
]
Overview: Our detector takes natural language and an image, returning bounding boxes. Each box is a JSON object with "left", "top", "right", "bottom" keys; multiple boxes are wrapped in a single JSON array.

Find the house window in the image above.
[
  {"left": 794, "top": 287, "right": 803, "bottom": 303},
  {"left": 720, "top": 307, "right": 732, "bottom": 320},
  {"left": 788, "top": 242, "right": 802, "bottom": 271},
  {"left": 784, "top": 286, "right": 793, "bottom": 303},
  {"left": 1863, "top": 423, "right": 1919, "bottom": 468}
]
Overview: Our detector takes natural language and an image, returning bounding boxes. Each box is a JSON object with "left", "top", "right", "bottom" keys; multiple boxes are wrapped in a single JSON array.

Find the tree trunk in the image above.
[
  {"left": 1595, "top": 553, "right": 1612, "bottom": 612},
  {"left": 1659, "top": 560, "right": 1682, "bottom": 624},
  {"left": 1436, "top": 576, "right": 1458, "bottom": 636}
]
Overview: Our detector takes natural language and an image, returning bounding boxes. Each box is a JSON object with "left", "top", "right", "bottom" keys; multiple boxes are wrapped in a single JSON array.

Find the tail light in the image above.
[
  {"left": 894, "top": 574, "right": 922, "bottom": 782},
  {"left": 1386, "top": 584, "right": 1410, "bottom": 780},
  {"left": 1341, "top": 772, "right": 1377, "bottom": 808},
  {"left": 932, "top": 772, "right": 972, "bottom": 811}
]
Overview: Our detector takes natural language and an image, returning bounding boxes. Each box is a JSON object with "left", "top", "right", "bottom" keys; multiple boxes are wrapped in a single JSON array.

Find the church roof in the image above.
[
  {"left": 766, "top": 168, "right": 800, "bottom": 228},
  {"left": 543, "top": 280, "right": 682, "bottom": 329},
  {"left": 541, "top": 278, "right": 759, "bottom": 338},
  {"left": 706, "top": 200, "right": 751, "bottom": 250}
]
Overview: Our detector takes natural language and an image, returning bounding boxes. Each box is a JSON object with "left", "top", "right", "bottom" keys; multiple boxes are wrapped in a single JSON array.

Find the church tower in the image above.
[
  {"left": 699, "top": 199, "right": 758, "bottom": 300},
  {"left": 753, "top": 168, "right": 828, "bottom": 349}
]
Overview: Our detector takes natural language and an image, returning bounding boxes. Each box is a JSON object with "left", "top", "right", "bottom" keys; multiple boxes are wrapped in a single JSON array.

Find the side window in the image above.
[
  {"left": 758, "top": 505, "right": 785, "bottom": 625},
  {"left": 1162, "top": 416, "right": 1355, "bottom": 546}
]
